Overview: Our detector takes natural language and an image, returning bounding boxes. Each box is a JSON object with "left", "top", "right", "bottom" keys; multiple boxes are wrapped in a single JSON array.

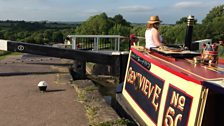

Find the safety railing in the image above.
[{"left": 66, "top": 35, "right": 129, "bottom": 51}]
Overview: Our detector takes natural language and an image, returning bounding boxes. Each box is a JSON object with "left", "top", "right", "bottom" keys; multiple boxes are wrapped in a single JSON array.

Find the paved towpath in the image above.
[{"left": 0, "top": 54, "right": 89, "bottom": 126}]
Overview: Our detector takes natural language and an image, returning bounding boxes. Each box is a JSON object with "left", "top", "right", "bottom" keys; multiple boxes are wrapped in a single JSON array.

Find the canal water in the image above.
[
  {"left": 82, "top": 63, "right": 138, "bottom": 125},
  {"left": 92, "top": 78, "right": 138, "bottom": 126}
]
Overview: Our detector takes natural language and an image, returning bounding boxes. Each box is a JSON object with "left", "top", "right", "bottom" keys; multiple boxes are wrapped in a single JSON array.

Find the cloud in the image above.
[
  {"left": 174, "top": 1, "right": 205, "bottom": 8},
  {"left": 83, "top": 9, "right": 102, "bottom": 14},
  {"left": 118, "top": 5, "right": 153, "bottom": 12}
]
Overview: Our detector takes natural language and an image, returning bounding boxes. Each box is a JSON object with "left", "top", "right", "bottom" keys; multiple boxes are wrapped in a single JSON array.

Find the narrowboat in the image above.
[
  {"left": 116, "top": 15, "right": 224, "bottom": 126},
  {"left": 1, "top": 15, "right": 223, "bottom": 126}
]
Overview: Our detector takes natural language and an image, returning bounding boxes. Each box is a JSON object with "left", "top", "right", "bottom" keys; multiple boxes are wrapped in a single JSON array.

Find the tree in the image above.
[
  {"left": 109, "top": 24, "right": 131, "bottom": 36},
  {"left": 201, "top": 4, "right": 224, "bottom": 41},
  {"left": 43, "top": 30, "right": 52, "bottom": 42},
  {"left": 113, "top": 14, "right": 131, "bottom": 27},
  {"left": 202, "top": 5, "right": 224, "bottom": 24},
  {"left": 0, "top": 31, "right": 3, "bottom": 39},
  {"left": 75, "top": 12, "right": 112, "bottom": 35},
  {"left": 52, "top": 31, "right": 63, "bottom": 43},
  {"left": 75, "top": 12, "right": 131, "bottom": 36},
  {"left": 130, "top": 25, "right": 145, "bottom": 37},
  {"left": 176, "top": 17, "right": 187, "bottom": 24},
  {"left": 33, "top": 32, "right": 44, "bottom": 44},
  {"left": 3, "top": 31, "right": 16, "bottom": 40}
]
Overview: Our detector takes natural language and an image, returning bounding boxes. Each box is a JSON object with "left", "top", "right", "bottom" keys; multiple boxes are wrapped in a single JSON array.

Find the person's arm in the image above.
[{"left": 152, "top": 29, "right": 162, "bottom": 47}]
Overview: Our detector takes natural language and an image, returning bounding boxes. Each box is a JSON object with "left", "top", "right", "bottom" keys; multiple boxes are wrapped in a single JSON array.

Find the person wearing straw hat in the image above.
[{"left": 145, "top": 15, "right": 163, "bottom": 49}]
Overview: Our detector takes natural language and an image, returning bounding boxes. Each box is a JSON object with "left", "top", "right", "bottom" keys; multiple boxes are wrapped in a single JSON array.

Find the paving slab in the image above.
[{"left": 0, "top": 54, "right": 88, "bottom": 126}]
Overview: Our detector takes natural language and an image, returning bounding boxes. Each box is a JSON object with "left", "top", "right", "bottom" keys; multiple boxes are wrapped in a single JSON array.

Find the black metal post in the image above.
[{"left": 184, "top": 15, "right": 195, "bottom": 51}]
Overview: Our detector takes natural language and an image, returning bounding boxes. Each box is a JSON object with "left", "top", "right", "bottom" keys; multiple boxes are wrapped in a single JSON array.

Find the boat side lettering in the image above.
[{"left": 126, "top": 66, "right": 162, "bottom": 112}]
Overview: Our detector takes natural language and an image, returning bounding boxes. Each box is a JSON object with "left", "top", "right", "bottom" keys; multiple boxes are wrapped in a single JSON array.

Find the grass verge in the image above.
[{"left": 0, "top": 51, "right": 22, "bottom": 60}]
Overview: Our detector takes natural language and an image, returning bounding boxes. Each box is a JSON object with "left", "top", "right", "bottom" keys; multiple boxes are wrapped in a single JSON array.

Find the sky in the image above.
[{"left": 0, "top": 0, "right": 223, "bottom": 24}]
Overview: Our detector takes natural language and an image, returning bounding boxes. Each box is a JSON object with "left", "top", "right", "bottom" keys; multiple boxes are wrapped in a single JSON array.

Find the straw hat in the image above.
[{"left": 147, "top": 16, "right": 161, "bottom": 24}]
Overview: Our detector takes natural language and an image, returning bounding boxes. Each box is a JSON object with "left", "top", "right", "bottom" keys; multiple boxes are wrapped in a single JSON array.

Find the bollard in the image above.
[{"left": 38, "top": 81, "right": 48, "bottom": 92}]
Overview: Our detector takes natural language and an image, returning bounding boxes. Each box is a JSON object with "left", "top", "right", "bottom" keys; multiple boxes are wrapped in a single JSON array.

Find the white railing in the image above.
[{"left": 67, "top": 35, "right": 127, "bottom": 51}]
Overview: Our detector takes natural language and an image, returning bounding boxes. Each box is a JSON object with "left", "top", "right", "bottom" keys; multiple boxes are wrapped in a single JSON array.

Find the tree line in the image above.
[
  {"left": 132, "top": 5, "right": 224, "bottom": 45},
  {"left": 0, "top": 4, "right": 223, "bottom": 46},
  {"left": 164, "top": 5, "right": 224, "bottom": 44},
  {"left": 0, "top": 20, "right": 79, "bottom": 44}
]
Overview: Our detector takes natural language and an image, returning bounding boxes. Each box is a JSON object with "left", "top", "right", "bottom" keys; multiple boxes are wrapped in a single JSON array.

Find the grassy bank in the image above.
[{"left": 0, "top": 51, "right": 21, "bottom": 60}]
